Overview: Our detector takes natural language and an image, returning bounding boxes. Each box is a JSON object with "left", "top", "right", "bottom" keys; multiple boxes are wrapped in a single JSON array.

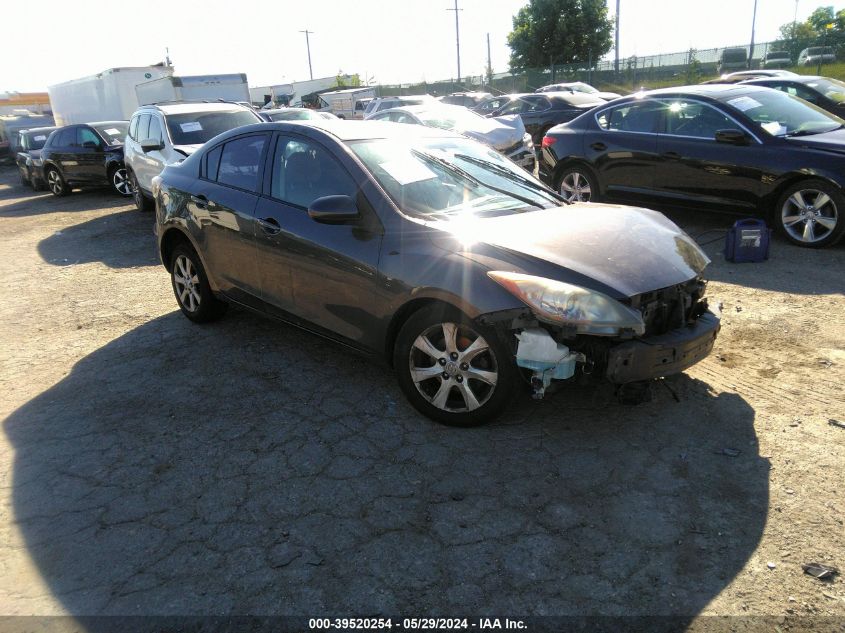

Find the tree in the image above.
[
  {"left": 507, "top": 0, "right": 613, "bottom": 71},
  {"left": 775, "top": 5, "right": 845, "bottom": 62}
]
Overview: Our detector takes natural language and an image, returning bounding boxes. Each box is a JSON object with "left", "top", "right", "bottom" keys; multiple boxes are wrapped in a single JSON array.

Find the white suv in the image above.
[{"left": 124, "top": 102, "right": 261, "bottom": 210}]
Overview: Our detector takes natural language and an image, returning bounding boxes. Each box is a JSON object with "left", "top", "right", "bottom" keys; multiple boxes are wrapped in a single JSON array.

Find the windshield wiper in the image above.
[
  {"left": 452, "top": 153, "right": 567, "bottom": 204},
  {"left": 783, "top": 125, "right": 844, "bottom": 137},
  {"left": 410, "top": 149, "right": 545, "bottom": 210}
]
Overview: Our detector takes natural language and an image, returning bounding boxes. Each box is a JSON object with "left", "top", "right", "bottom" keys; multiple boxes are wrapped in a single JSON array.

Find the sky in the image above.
[{"left": 2, "top": 0, "right": 845, "bottom": 93}]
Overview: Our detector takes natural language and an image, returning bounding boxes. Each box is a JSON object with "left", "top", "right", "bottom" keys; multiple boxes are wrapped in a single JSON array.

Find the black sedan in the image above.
[
  {"left": 152, "top": 120, "right": 718, "bottom": 426},
  {"left": 39, "top": 122, "right": 130, "bottom": 197},
  {"left": 474, "top": 92, "right": 606, "bottom": 144},
  {"left": 15, "top": 126, "right": 58, "bottom": 190},
  {"left": 739, "top": 75, "right": 845, "bottom": 119},
  {"left": 539, "top": 84, "right": 845, "bottom": 247}
]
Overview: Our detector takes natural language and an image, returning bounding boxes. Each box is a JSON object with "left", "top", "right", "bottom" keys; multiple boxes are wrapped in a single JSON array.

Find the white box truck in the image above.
[
  {"left": 135, "top": 74, "right": 250, "bottom": 106},
  {"left": 48, "top": 66, "right": 174, "bottom": 125},
  {"left": 318, "top": 87, "right": 376, "bottom": 119}
]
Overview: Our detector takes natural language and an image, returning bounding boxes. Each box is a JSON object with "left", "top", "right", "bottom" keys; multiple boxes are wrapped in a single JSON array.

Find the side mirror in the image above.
[
  {"left": 307, "top": 195, "right": 359, "bottom": 224},
  {"left": 715, "top": 129, "right": 750, "bottom": 145},
  {"left": 141, "top": 138, "right": 164, "bottom": 153}
]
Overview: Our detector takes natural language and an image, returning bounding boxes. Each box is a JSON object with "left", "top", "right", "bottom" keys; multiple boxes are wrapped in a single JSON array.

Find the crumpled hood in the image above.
[
  {"left": 784, "top": 127, "right": 845, "bottom": 154},
  {"left": 173, "top": 144, "right": 204, "bottom": 157},
  {"left": 596, "top": 91, "right": 621, "bottom": 100},
  {"left": 433, "top": 203, "right": 710, "bottom": 297},
  {"left": 455, "top": 114, "right": 527, "bottom": 151}
]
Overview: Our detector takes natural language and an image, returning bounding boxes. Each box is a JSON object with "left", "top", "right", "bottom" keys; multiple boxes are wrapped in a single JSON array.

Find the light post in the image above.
[{"left": 300, "top": 30, "right": 314, "bottom": 80}]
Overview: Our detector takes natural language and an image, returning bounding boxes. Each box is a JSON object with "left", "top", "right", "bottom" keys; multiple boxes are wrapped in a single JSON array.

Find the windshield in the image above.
[
  {"left": 166, "top": 110, "right": 259, "bottom": 145},
  {"left": 805, "top": 77, "right": 845, "bottom": 104},
  {"left": 570, "top": 83, "right": 598, "bottom": 94},
  {"left": 93, "top": 123, "right": 128, "bottom": 146},
  {"left": 25, "top": 131, "right": 53, "bottom": 150},
  {"left": 348, "top": 136, "right": 558, "bottom": 219},
  {"left": 719, "top": 90, "right": 843, "bottom": 136},
  {"left": 417, "top": 106, "right": 485, "bottom": 131}
]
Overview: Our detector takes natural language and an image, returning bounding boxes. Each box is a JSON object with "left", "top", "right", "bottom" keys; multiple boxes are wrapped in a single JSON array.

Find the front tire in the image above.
[
  {"left": 129, "top": 171, "right": 155, "bottom": 211},
  {"left": 170, "top": 244, "right": 228, "bottom": 323},
  {"left": 775, "top": 180, "right": 845, "bottom": 248},
  {"left": 556, "top": 165, "right": 598, "bottom": 203},
  {"left": 46, "top": 167, "right": 69, "bottom": 197},
  {"left": 111, "top": 165, "right": 132, "bottom": 196},
  {"left": 393, "top": 305, "right": 517, "bottom": 427}
]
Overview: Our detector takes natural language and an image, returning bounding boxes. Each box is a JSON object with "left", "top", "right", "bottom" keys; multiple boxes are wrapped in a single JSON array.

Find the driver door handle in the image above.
[
  {"left": 258, "top": 217, "right": 282, "bottom": 235},
  {"left": 590, "top": 142, "right": 607, "bottom": 151}
]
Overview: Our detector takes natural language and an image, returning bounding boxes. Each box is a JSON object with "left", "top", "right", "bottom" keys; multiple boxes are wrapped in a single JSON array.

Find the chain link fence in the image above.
[{"left": 375, "top": 37, "right": 842, "bottom": 97}]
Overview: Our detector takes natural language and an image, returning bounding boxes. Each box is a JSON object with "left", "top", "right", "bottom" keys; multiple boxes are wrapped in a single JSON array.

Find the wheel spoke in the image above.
[
  {"left": 456, "top": 381, "right": 481, "bottom": 411},
  {"left": 466, "top": 367, "right": 498, "bottom": 386},
  {"left": 442, "top": 322, "right": 458, "bottom": 355},
  {"left": 413, "top": 334, "right": 443, "bottom": 361},
  {"left": 190, "top": 287, "right": 201, "bottom": 306},
  {"left": 789, "top": 191, "right": 808, "bottom": 209},
  {"left": 179, "top": 287, "right": 189, "bottom": 303},
  {"left": 802, "top": 221, "right": 816, "bottom": 242},
  {"left": 580, "top": 184, "right": 591, "bottom": 195},
  {"left": 782, "top": 214, "right": 803, "bottom": 227},
  {"left": 816, "top": 216, "right": 837, "bottom": 230},
  {"left": 411, "top": 365, "right": 442, "bottom": 383},
  {"left": 190, "top": 275, "right": 200, "bottom": 285},
  {"left": 176, "top": 258, "right": 187, "bottom": 278},
  {"left": 814, "top": 192, "right": 831, "bottom": 209},
  {"left": 572, "top": 173, "right": 581, "bottom": 188},
  {"left": 460, "top": 337, "right": 489, "bottom": 363},
  {"left": 560, "top": 181, "right": 575, "bottom": 193},
  {"left": 431, "top": 379, "right": 452, "bottom": 409}
]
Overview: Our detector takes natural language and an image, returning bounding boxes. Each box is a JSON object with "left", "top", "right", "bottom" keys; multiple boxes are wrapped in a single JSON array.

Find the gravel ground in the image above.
[{"left": 0, "top": 165, "right": 842, "bottom": 625}]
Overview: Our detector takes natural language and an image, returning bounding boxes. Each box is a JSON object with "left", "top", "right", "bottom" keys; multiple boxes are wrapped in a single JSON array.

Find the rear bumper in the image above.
[{"left": 605, "top": 311, "right": 720, "bottom": 383}]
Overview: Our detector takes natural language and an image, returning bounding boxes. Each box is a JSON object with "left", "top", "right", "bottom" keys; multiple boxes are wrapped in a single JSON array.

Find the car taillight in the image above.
[{"left": 541, "top": 136, "right": 557, "bottom": 148}]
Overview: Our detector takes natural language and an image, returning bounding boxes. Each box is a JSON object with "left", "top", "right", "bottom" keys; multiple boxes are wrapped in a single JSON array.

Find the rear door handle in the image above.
[
  {"left": 590, "top": 142, "right": 607, "bottom": 151},
  {"left": 258, "top": 217, "right": 282, "bottom": 235},
  {"left": 662, "top": 151, "right": 682, "bottom": 160},
  {"left": 190, "top": 194, "right": 208, "bottom": 209}
]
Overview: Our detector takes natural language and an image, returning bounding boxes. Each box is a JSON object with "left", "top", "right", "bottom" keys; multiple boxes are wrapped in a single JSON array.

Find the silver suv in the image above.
[{"left": 124, "top": 102, "right": 261, "bottom": 210}]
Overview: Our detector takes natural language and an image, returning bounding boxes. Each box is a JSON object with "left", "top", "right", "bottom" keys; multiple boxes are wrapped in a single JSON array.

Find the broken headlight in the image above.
[{"left": 488, "top": 271, "right": 645, "bottom": 336}]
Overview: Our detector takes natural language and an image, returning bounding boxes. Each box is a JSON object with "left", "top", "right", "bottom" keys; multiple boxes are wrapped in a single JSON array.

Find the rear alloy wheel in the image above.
[
  {"left": 46, "top": 168, "right": 69, "bottom": 197},
  {"left": 776, "top": 180, "right": 845, "bottom": 248},
  {"left": 394, "top": 306, "right": 516, "bottom": 426},
  {"left": 170, "top": 244, "right": 228, "bottom": 323},
  {"left": 130, "top": 171, "right": 154, "bottom": 211},
  {"left": 112, "top": 166, "right": 132, "bottom": 196},
  {"left": 557, "top": 166, "right": 596, "bottom": 203}
]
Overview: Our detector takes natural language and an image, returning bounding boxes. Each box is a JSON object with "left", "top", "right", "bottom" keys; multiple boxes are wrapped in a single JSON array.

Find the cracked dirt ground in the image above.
[{"left": 0, "top": 166, "right": 842, "bottom": 621}]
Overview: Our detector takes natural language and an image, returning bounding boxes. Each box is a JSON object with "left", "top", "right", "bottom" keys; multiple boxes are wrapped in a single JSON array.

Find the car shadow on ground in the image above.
[
  {"left": 37, "top": 209, "right": 158, "bottom": 268},
  {"left": 4, "top": 308, "right": 769, "bottom": 618},
  {"left": 0, "top": 173, "right": 131, "bottom": 219},
  {"left": 660, "top": 207, "right": 845, "bottom": 295}
]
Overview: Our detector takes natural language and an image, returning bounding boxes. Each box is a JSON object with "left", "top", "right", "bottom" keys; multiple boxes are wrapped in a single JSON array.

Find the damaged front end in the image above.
[{"left": 480, "top": 273, "right": 720, "bottom": 400}]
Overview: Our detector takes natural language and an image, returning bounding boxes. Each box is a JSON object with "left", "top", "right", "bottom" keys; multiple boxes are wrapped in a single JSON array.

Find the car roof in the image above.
[
  {"left": 377, "top": 103, "right": 475, "bottom": 115},
  {"left": 743, "top": 75, "right": 825, "bottom": 84},
  {"left": 212, "top": 119, "right": 464, "bottom": 143},
  {"left": 87, "top": 121, "right": 128, "bottom": 127},
  {"left": 636, "top": 84, "right": 773, "bottom": 99},
  {"left": 20, "top": 126, "right": 59, "bottom": 134},
  {"left": 140, "top": 102, "right": 253, "bottom": 115}
]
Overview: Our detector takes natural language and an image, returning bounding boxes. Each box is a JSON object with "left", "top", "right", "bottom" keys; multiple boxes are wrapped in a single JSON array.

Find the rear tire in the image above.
[
  {"left": 556, "top": 164, "right": 598, "bottom": 203},
  {"left": 393, "top": 304, "right": 517, "bottom": 427},
  {"left": 46, "top": 167, "right": 69, "bottom": 197},
  {"left": 130, "top": 171, "right": 154, "bottom": 211},
  {"left": 775, "top": 179, "right": 845, "bottom": 248},
  {"left": 170, "top": 244, "right": 228, "bottom": 323}
]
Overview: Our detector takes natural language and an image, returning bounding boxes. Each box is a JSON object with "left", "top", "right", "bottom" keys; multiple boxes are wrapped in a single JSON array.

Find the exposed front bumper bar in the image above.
[{"left": 605, "top": 310, "right": 721, "bottom": 383}]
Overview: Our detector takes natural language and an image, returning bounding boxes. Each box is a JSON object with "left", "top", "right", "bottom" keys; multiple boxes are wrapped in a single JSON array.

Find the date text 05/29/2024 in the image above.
[{"left": 308, "top": 618, "right": 527, "bottom": 630}]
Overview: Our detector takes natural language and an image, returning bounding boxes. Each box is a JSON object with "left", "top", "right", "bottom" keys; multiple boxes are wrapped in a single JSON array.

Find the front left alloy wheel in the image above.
[
  {"left": 170, "top": 244, "right": 228, "bottom": 323},
  {"left": 394, "top": 305, "right": 516, "bottom": 426},
  {"left": 112, "top": 166, "right": 132, "bottom": 196},
  {"left": 776, "top": 180, "right": 845, "bottom": 247}
]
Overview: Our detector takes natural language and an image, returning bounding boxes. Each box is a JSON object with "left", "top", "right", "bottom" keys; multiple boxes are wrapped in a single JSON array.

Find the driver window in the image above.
[
  {"left": 77, "top": 127, "right": 101, "bottom": 147},
  {"left": 270, "top": 136, "right": 357, "bottom": 208},
  {"left": 662, "top": 101, "right": 734, "bottom": 139}
]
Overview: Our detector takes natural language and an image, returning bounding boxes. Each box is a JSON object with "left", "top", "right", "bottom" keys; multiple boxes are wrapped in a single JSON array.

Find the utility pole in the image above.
[
  {"left": 486, "top": 32, "right": 492, "bottom": 87},
  {"left": 447, "top": 0, "right": 462, "bottom": 83},
  {"left": 614, "top": 0, "right": 620, "bottom": 75},
  {"left": 749, "top": 0, "right": 758, "bottom": 69},
  {"left": 300, "top": 29, "right": 314, "bottom": 80}
]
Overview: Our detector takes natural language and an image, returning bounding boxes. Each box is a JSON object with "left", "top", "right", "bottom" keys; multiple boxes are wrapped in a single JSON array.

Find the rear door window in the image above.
[{"left": 216, "top": 134, "right": 268, "bottom": 192}]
